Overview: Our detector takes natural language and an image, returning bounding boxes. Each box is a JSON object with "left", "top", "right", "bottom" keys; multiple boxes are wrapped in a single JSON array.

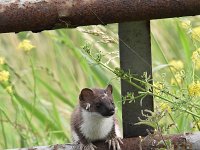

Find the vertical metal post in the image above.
[{"left": 119, "top": 21, "right": 153, "bottom": 138}]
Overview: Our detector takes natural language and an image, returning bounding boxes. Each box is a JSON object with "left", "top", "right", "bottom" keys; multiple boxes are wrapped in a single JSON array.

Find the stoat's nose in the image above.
[
  {"left": 110, "top": 108, "right": 115, "bottom": 114},
  {"left": 109, "top": 110, "right": 115, "bottom": 116},
  {"left": 104, "top": 107, "right": 115, "bottom": 117}
]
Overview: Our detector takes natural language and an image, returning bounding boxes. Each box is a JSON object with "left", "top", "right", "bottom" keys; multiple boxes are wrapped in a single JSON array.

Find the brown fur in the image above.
[{"left": 71, "top": 84, "right": 118, "bottom": 145}]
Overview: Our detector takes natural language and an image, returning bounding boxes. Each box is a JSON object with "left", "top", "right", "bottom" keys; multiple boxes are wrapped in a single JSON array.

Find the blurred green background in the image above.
[{"left": 0, "top": 16, "right": 200, "bottom": 149}]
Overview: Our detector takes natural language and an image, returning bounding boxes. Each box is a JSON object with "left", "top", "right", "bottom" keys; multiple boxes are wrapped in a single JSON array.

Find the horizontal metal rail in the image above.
[
  {"left": 0, "top": 0, "right": 200, "bottom": 33},
  {"left": 12, "top": 132, "right": 200, "bottom": 150}
]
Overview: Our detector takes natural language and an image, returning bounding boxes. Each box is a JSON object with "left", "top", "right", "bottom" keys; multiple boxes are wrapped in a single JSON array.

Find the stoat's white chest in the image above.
[{"left": 80, "top": 109, "right": 114, "bottom": 141}]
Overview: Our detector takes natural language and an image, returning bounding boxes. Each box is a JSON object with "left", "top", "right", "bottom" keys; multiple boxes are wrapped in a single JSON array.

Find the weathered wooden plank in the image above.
[
  {"left": 119, "top": 21, "right": 153, "bottom": 137},
  {"left": 1, "top": 0, "right": 200, "bottom": 33}
]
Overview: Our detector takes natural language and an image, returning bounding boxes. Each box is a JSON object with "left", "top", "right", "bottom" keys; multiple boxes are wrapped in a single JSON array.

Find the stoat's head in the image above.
[{"left": 79, "top": 84, "right": 115, "bottom": 117}]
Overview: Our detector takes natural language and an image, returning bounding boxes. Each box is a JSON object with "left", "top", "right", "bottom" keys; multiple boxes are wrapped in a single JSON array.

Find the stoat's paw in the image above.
[
  {"left": 106, "top": 137, "right": 123, "bottom": 150},
  {"left": 80, "top": 143, "right": 97, "bottom": 150}
]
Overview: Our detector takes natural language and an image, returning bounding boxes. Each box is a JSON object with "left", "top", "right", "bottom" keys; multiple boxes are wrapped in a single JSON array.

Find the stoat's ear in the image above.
[
  {"left": 79, "top": 88, "right": 94, "bottom": 101},
  {"left": 106, "top": 84, "right": 113, "bottom": 94}
]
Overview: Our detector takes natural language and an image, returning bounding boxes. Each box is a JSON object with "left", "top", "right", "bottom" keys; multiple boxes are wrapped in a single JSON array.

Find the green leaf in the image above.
[
  {"left": 153, "top": 64, "right": 171, "bottom": 73},
  {"left": 36, "top": 76, "right": 75, "bottom": 108}
]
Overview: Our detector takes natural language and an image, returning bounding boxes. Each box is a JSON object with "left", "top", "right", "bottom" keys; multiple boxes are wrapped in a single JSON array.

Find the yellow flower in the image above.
[
  {"left": 153, "top": 82, "right": 164, "bottom": 95},
  {"left": 192, "top": 48, "right": 200, "bottom": 62},
  {"left": 188, "top": 81, "right": 200, "bottom": 97},
  {"left": 169, "top": 60, "right": 184, "bottom": 71},
  {"left": 18, "top": 40, "right": 35, "bottom": 52},
  {"left": 180, "top": 20, "right": 191, "bottom": 30},
  {"left": 6, "top": 86, "right": 13, "bottom": 94},
  {"left": 191, "top": 48, "right": 200, "bottom": 70},
  {"left": 195, "top": 63, "right": 200, "bottom": 70},
  {"left": 160, "top": 102, "right": 172, "bottom": 113},
  {"left": 192, "top": 26, "right": 200, "bottom": 41},
  {"left": 171, "top": 72, "right": 183, "bottom": 85},
  {"left": 0, "top": 70, "right": 9, "bottom": 82},
  {"left": 0, "top": 57, "right": 5, "bottom": 65}
]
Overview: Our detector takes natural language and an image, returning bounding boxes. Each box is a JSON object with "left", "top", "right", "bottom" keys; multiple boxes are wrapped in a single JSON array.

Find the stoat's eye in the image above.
[
  {"left": 111, "top": 101, "right": 114, "bottom": 104},
  {"left": 96, "top": 103, "right": 101, "bottom": 108}
]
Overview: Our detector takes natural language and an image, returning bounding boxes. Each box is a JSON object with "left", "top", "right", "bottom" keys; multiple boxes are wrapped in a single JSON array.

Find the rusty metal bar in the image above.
[
  {"left": 119, "top": 21, "right": 153, "bottom": 137},
  {"left": 1, "top": 0, "right": 200, "bottom": 33},
  {"left": 12, "top": 132, "right": 200, "bottom": 150}
]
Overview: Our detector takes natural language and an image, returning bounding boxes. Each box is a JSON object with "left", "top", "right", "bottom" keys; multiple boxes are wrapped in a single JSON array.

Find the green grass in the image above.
[{"left": 0, "top": 17, "right": 200, "bottom": 149}]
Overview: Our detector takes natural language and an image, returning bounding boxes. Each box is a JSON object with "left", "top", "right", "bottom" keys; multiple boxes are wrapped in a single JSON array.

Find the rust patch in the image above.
[
  {"left": 0, "top": 0, "right": 57, "bottom": 33},
  {"left": 57, "top": 0, "right": 73, "bottom": 17}
]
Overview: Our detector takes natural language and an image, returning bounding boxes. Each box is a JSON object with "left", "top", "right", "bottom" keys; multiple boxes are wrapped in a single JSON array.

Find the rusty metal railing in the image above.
[{"left": 0, "top": 0, "right": 200, "bottom": 33}]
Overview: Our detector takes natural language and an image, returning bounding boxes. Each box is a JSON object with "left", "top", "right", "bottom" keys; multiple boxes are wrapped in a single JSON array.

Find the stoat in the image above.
[{"left": 71, "top": 84, "right": 122, "bottom": 150}]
